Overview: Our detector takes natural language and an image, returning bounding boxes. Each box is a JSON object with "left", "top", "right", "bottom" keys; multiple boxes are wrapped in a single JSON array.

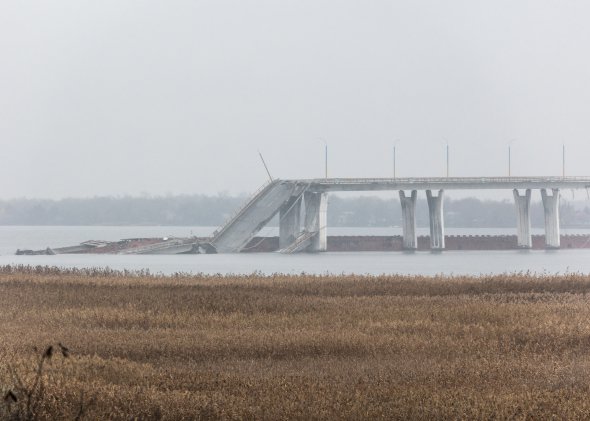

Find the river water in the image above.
[{"left": 1, "top": 226, "right": 590, "bottom": 276}]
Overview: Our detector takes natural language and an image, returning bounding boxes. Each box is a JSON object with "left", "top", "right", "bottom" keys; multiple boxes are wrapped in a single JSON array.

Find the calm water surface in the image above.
[{"left": 1, "top": 226, "right": 589, "bottom": 276}]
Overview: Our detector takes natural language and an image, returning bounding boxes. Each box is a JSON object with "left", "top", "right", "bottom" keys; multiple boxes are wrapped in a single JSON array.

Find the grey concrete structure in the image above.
[
  {"left": 210, "top": 177, "right": 590, "bottom": 253},
  {"left": 513, "top": 189, "right": 532, "bottom": 248},
  {"left": 303, "top": 192, "right": 328, "bottom": 252},
  {"left": 541, "top": 188, "right": 561, "bottom": 248},
  {"left": 279, "top": 195, "right": 302, "bottom": 249},
  {"left": 399, "top": 190, "right": 418, "bottom": 250},
  {"left": 426, "top": 190, "right": 445, "bottom": 250}
]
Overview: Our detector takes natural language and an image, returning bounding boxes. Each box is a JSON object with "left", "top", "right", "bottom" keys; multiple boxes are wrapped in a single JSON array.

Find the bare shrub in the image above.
[{"left": 1, "top": 344, "right": 92, "bottom": 421}]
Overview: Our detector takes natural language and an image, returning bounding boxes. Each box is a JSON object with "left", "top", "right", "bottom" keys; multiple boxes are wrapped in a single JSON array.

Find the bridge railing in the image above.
[{"left": 300, "top": 176, "right": 590, "bottom": 185}]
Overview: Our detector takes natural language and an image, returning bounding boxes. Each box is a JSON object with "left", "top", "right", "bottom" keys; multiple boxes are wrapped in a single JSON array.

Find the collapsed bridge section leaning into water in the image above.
[{"left": 209, "top": 177, "right": 590, "bottom": 254}]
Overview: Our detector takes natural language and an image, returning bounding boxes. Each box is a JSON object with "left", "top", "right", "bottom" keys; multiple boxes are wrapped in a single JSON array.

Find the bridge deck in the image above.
[
  {"left": 293, "top": 177, "right": 590, "bottom": 192},
  {"left": 210, "top": 176, "right": 590, "bottom": 253}
]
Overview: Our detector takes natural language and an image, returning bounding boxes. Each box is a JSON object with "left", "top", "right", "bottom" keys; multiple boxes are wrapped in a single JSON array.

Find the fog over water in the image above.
[
  {"left": 2, "top": 1, "right": 590, "bottom": 200},
  {"left": 3, "top": 2, "right": 590, "bottom": 275}
]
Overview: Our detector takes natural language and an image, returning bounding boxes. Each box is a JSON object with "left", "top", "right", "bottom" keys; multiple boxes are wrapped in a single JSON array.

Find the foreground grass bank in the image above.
[{"left": 2, "top": 266, "right": 590, "bottom": 419}]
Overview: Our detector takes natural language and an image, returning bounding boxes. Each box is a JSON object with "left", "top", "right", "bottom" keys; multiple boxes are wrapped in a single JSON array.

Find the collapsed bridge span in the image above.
[{"left": 210, "top": 177, "right": 590, "bottom": 253}]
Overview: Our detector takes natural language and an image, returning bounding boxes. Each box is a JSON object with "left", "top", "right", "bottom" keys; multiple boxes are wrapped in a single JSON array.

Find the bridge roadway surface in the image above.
[{"left": 289, "top": 176, "right": 590, "bottom": 192}]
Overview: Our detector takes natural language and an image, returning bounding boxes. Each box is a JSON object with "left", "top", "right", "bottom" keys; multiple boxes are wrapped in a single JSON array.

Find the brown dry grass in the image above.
[{"left": 2, "top": 265, "right": 590, "bottom": 419}]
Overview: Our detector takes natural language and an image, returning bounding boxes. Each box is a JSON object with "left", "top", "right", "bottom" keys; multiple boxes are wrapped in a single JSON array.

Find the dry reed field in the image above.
[{"left": 3, "top": 265, "right": 590, "bottom": 419}]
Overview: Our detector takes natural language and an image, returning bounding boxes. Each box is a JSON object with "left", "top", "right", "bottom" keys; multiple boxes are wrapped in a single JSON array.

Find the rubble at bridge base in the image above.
[{"left": 16, "top": 237, "right": 216, "bottom": 256}]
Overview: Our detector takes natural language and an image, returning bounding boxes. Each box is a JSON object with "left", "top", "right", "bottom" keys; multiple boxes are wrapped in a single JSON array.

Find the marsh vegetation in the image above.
[{"left": 2, "top": 265, "right": 590, "bottom": 419}]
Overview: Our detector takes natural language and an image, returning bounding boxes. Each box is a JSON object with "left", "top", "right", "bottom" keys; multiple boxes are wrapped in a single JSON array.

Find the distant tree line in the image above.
[
  {"left": 0, "top": 195, "right": 245, "bottom": 226},
  {"left": 0, "top": 195, "right": 589, "bottom": 227}
]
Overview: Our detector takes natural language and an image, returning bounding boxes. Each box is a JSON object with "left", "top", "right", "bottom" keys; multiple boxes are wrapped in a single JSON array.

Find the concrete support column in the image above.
[
  {"left": 279, "top": 195, "right": 302, "bottom": 249},
  {"left": 541, "top": 188, "right": 560, "bottom": 249},
  {"left": 513, "top": 189, "right": 532, "bottom": 248},
  {"left": 426, "top": 190, "right": 445, "bottom": 250},
  {"left": 399, "top": 190, "right": 418, "bottom": 250},
  {"left": 303, "top": 192, "right": 328, "bottom": 252}
]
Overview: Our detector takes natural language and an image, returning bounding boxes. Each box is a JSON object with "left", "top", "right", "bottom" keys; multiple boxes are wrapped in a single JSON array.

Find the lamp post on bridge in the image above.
[
  {"left": 508, "top": 139, "right": 516, "bottom": 177},
  {"left": 393, "top": 139, "right": 400, "bottom": 179},
  {"left": 324, "top": 142, "right": 328, "bottom": 179},
  {"left": 562, "top": 144, "right": 565, "bottom": 178},
  {"left": 445, "top": 142, "right": 450, "bottom": 178},
  {"left": 317, "top": 138, "right": 328, "bottom": 179}
]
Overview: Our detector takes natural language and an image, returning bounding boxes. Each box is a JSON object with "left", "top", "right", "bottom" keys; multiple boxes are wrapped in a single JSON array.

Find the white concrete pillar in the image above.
[
  {"left": 399, "top": 190, "right": 417, "bottom": 250},
  {"left": 279, "top": 195, "right": 302, "bottom": 249},
  {"left": 426, "top": 189, "right": 445, "bottom": 250},
  {"left": 541, "top": 188, "right": 560, "bottom": 248},
  {"left": 303, "top": 192, "right": 328, "bottom": 252},
  {"left": 513, "top": 189, "right": 532, "bottom": 248}
]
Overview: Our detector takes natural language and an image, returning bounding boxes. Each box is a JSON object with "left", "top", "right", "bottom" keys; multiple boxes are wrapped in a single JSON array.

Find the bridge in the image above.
[{"left": 210, "top": 177, "right": 590, "bottom": 253}]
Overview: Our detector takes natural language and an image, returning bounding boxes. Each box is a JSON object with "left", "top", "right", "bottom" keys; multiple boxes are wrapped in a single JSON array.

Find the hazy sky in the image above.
[{"left": 1, "top": 1, "right": 590, "bottom": 199}]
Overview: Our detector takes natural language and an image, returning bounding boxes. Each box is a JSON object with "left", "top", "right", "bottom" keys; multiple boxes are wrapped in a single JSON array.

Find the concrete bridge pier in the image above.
[
  {"left": 426, "top": 189, "right": 445, "bottom": 250},
  {"left": 279, "top": 195, "right": 302, "bottom": 249},
  {"left": 541, "top": 188, "right": 560, "bottom": 248},
  {"left": 303, "top": 191, "right": 328, "bottom": 252},
  {"left": 399, "top": 190, "right": 418, "bottom": 250},
  {"left": 513, "top": 189, "right": 532, "bottom": 248}
]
